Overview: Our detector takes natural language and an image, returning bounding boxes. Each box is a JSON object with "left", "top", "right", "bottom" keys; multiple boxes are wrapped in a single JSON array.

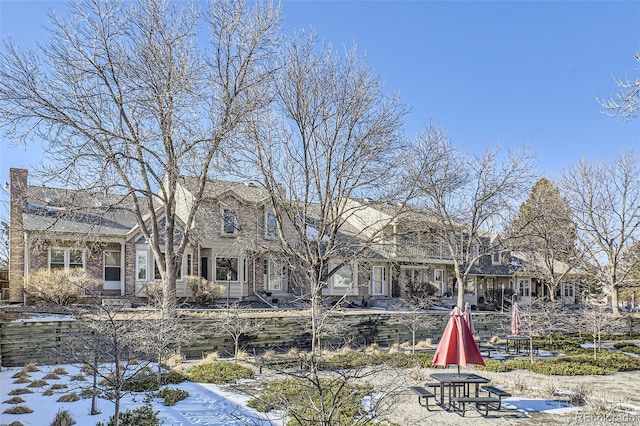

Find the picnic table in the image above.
[
  {"left": 429, "top": 373, "right": 491, "bottom": 409},
  {"left": 410, "top": 373, "right": 511, "bottom": 416},
  {"left": 503, "top": 335, "right": 530, "bottom": 354}
]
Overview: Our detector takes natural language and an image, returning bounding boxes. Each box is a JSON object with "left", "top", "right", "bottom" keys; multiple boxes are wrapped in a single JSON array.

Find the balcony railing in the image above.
[{"left": 375, "top": 242, "right": 453, "bottom": 260}]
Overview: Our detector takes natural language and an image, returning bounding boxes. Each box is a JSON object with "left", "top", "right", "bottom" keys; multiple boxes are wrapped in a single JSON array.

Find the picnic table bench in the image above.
[
  {"left": 450, "top": 396, "right": 500, "bottom": 416},
  {"left": 481, "top": 385, "right": 511, "bottom": 409},
  {"left": 408, "top": 386, "right": 437, "bottom": 411}
]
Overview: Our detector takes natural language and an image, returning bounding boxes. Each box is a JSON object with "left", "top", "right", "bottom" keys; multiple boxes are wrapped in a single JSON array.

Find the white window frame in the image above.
[
  {"left": 222, "top": 208, "right": 238, "bottom": 236},
  {"left": 215, "top": 257, "right": 240, "bottom": 282},
  {"left": 104, "top": 250, "right": 121, "bottom": 282},
  {"left": 266, "top": 258, "right": 287, "bottom": 291},
  {"left": 433, "top": 269, "right": 445, "bottom": 294},
  {"left": 371, "top": 266, "right": 386, "bottom": 296},
  {"left": 518, "top": 278, "right": 531, "bottom": 297},
  {"left": 136, "top": 251, "right": 148, "bottom": 281},
  {"left": 265, "top": 211, "right": 278, "bottom": 239},
  {"left": 49, "top": 248, "right": 85, "bottom": 271},
  {"left": 331, "top": 262, "right": 355, "bottom": 289},
  {"left": 492, "top": 250, "right": 501, "bottom": 265}
]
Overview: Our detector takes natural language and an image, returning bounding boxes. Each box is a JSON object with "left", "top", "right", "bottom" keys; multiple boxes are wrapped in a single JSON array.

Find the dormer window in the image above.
[
  {"left": 265, "top": 211, "right": 277, "bottom": 239},
  {"left": 222, "top": 208, "right": 238, "bottom": 236},
  {"left": 492, "top": 250, "right": 502, "bottom": 265}
]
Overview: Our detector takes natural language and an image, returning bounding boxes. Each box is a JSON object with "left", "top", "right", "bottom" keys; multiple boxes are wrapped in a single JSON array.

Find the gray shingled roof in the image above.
[
  {"left": 179, "top": 175, "right": 271, "bottom": 204},
  {"left": 23, "top": 185, "right": 145, "bottom": 236}
]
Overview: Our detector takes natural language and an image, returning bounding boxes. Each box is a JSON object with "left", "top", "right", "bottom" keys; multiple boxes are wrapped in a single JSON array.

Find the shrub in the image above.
[
  {"left": 28, "top": 379, "right": 48, "bottom": 388},
  {"left": 156, "top": 387, "right": 189, "bottom": 406},
  {"left": 43, "top": 373, "right": 60, "bottom": 380},
  {"left": 3, "top": 397, "right": 26, "bottom": 404},
  {"left": 50, "top": 409, "right": 76, "bottom": 426},
  {"left": 43, "top": 389, "right": 54, "bottom": 396},
  {"left": 23, "top": 362, "right": 40, "bottom": 373},
  {"left": 3, "top": 405, "right": 33, "bottom": 414},
  {"left": 50, "top": 384, "right": 68, "bottom": 390},
  {"left": 69, "top": 374, "right": 86, "bottom": 381},
  {"left": 57, "top": 392, "right": 79, "bottom": 402},
  {"left": 9, "top": 388, "right": 33, "bottom": 395},
  {"left": 53, "top": 367, "right": 69, "bottom": 375},
  {"left": 13, "top": 377, "right": 30, "bottom": 384},
  {"left": 187, "top": 361, "right": 254, "bottom": 384},
  {"left": 185, "top": 275, "right": 225, "bottom": 306},
  {"left": 248, "top": 378, "right": 374, "bottom": 425},
  {"left": 105, "top": 405, "right": 159, "bottom": 426},
  {"left": 121, "top": 371, "right": 188, "bottom": 392},
  {"left": 24, "top": 268, "right": 99, "bottom": 306}
]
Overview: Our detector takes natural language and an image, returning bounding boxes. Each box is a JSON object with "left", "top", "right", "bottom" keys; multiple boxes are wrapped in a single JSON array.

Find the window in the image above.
[
  {"left": 49, "top": 248, "right": 84, "bottom": 271},
  {"left": 465, "top": 278, "right": 475, "bottom": 295},
  {"left": 266, "top": 259, "right": 287, "bottom": 290},
  {"left": 104, "top": 251, "right": 121, "bottom": 281},
  {"left": 69, "top": 250, "right": 84, "bottom": 269},
  {"left": 562, "top": 283, "right": 574, "bottom": 297},
  {"left": 492, "top": 250, "right": 501, "bottom": 265},
  {"left": 371, "top": 266, "right": 385, "bottom": 295},
  {"left": 518, "top": 279, "right": 530, "bottom": 297},
  {"left": 332, "top": 264, "right": 353, "bottom": 288},
  {"left": 216, "top": 257, "right": 239, "bottom": 281},
  {"left": 136, "top": 251, "right": 148, "bottom": 281},
  {"left": 434, "top": 269, "right": 446, "bottom": 295},
  {"left": 186, "top": 254, "right": 192, "bottom": 276},
  {"left": 222, "top": 208, "right": 238, "bottom": 236},
  {"left": 265, "top": 211, "right": 278, "bottom": 239},
  {"left": 50, "top": 249, "right": 65, "bottom": 270}
]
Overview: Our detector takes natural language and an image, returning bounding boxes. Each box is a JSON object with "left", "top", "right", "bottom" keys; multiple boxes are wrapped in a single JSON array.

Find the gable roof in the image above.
[
  {"left": 22, "top": 185, "right": 146, "bottom": 237},
  {"left": 179, "top": 176, "right": 271, "bottom": 205}
]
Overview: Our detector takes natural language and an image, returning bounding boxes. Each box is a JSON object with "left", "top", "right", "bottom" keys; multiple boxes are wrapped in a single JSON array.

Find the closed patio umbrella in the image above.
[
  {"left": 463, "top": 302, "right": 475, "bottom": 335},
  {"left": 432, "top": 306, "right": 485, "bottom": 375},
  {"left": 511, "top": 302, "right": 522, "bottom": 336}
]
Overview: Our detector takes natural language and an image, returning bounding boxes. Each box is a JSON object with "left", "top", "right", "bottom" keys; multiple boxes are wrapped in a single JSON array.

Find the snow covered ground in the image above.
[{"left": 0, "top": 364, "right": 277, "bottom": 426}]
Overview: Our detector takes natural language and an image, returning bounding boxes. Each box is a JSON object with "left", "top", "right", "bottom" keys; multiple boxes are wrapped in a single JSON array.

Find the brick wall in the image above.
[{"left": 8, "top": 168, "right": 27, "bottom": 302}]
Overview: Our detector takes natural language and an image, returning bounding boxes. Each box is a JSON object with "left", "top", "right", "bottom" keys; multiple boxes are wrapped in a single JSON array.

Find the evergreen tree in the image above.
[{"left": 510, "top": 178, "right": 579, "bottom": 301}]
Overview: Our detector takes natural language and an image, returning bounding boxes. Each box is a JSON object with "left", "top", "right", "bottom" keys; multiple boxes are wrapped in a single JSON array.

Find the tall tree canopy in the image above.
[
  {"left": 408, "top": 123, "right": 536, "bottom": 308},
  {"left": 0, "top": 0, "right": 282, "bottom": 317},
  {"left": 561, "top": 151, "right": 640, "bottom": 314},
  {"left": 509, "top": 177, "right": 579, "bottom": 300}
]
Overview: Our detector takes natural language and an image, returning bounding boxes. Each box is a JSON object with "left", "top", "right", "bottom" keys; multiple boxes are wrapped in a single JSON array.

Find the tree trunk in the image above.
[{"left": 611, "top": 286, "right": 620, "bottom": 315}]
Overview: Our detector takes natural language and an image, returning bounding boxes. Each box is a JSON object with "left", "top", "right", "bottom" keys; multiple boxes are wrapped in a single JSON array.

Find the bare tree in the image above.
[
  {"left": 0, "top": 0, "right": 282, "bottom": 318},
  {"left": 63, "top": 304, "right": 152, "bottom": 426},
  {"left": 214, "top": 304, "right": 263, "bottom": 362},
  {"left": 514, "top": 299, "right": 565, "bottom": 363},
  {"left": 578, "top": 304, "right": 625, "bottom": 361},
  {"left": 599, "top": 53, "right": 640, "bottom": 121},
  {"left": 408, "top": 123, "right": 536, "bottom": 308},
  {"left": 560, "top": 152, "right": 640, "bottom": 314},
  {"left": 239, "top": 31, "right": 409, "bottom": 357}
]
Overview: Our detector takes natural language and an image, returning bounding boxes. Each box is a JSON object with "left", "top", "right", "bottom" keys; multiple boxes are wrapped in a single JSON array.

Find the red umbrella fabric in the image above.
[
  {"left": 463, "top": 302, "right": 475, "bottom": 335},
  {"left": 432, "top": 306, "right": 485, "bottom": 372},
  {"left": 511, "top": 302, "right": 522, "bottom": 336}
]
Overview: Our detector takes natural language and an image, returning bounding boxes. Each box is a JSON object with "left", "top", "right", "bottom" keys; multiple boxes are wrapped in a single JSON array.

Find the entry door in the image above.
[{"left": 200, "top": 257, "right": 208, "bottom": 280}]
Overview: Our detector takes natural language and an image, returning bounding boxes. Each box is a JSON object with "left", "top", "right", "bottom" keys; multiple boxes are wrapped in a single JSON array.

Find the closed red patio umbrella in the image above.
[
  {"left": 432, "top": 306, "right": 485, "bottom": 375},
  {"left": 464, "top": 302, "right": 475, "bottom": 335},
  {"left": 511, "top": 302, "right": 522, "bottom": 336}
]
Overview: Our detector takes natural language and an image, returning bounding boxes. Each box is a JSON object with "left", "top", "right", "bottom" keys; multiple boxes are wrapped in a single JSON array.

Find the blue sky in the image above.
[{"left": 1, "top": 0, "right": 639, "bottom": 192}]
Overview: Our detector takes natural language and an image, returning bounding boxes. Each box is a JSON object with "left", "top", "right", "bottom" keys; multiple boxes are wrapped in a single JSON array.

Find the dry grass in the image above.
[
  {"left": 53, "top": 367, "right": 68, "bottom": 375},
  {"left": 198, "top": 352, "right": 219, "bottom": 364},
  {"left": 9, "top": 388, "right": 33, "bottom": 396},
  {"left": 27, "top": 379, "right": 48, "bottom": 388},
  {"left": 163, "top": 353, "right": 184, "bottom": 369},
  {"left": 42, "top": 373, "right": 60, "bottom": 380},
  {"left": 364, "top": 343, "right": 380, "bottom": 354},
  {"left": 415, "top": 339, "right": 432, "bottom": 348},
  {"left": 11, "top": 371, "right": 29, "bottom": 379},
  {"left": 13, "top": 377, "right": 30, "bottom": 384},
  {"left": 69, "top": 374, "right": 86, "bottom": 381},
  {"left": 50, "top": 383, "right": 68, "bottom": 390},
  {"left": 57, "top": 392, "right": 80, "bottom": 403},
  {"left": 3, "top": 396, "right": 26, "bottom": 404},
  {"left": 3, "top": 405, "right": 33, "bottom": 414},
  {"left": 22, "top": 363, "right": 40, "bottom": 373}
]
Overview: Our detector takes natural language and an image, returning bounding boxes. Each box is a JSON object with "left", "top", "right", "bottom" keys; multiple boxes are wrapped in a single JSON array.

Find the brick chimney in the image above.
[{"left": 9, "top": 168, "right": 28, "bottom": 302}]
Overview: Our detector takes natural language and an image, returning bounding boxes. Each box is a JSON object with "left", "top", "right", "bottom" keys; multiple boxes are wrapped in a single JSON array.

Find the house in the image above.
[
  {"left": 7, "top": 168, "right": 297, "bottom": 304},
  {"left": 7, "top": 167, "right": 577, "bottom": 308}
]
